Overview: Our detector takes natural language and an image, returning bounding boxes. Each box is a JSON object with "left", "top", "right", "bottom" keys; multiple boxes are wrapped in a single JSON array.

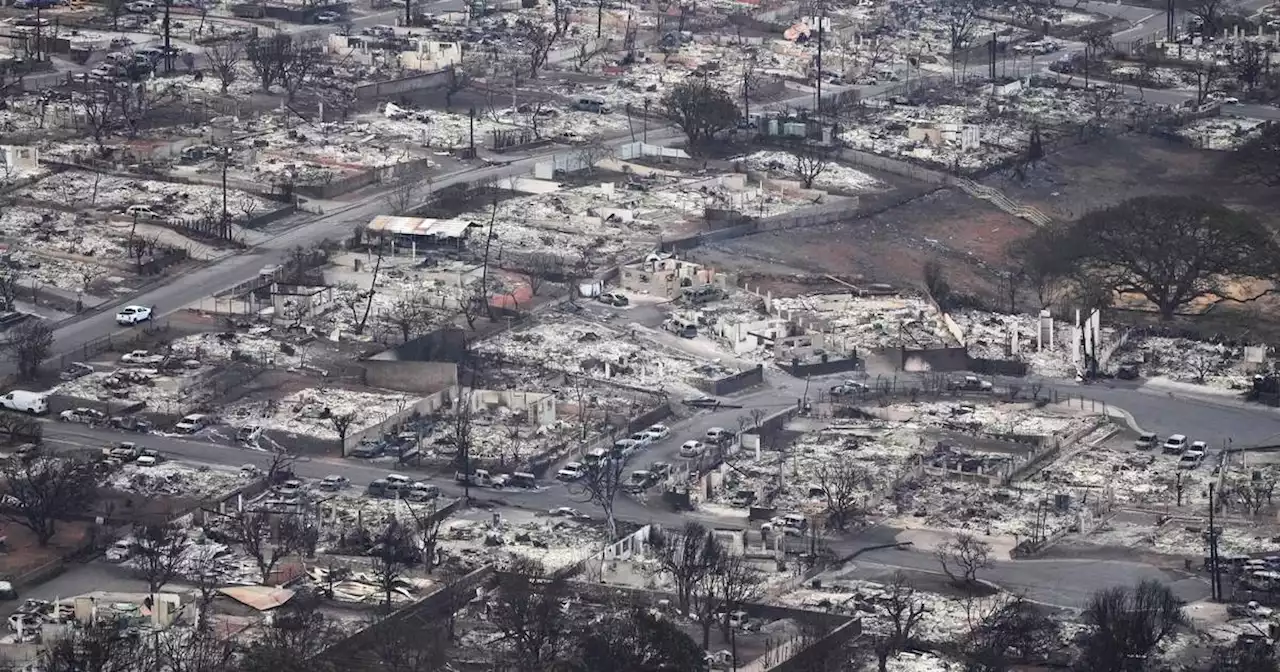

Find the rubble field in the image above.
[
  {"left": 706, "top": 419, "right": 926, "bottom": 517},
  {"left": 168, "top": 331, "right": 307, "bottom": 369},
  {"left": 1084, "top": 515, "right": 1280, "bottom": 557},
  {"left": 0, "top": 206, "right": 131, "bottom": 262},
  {"left": 841, "top": 81, "right": 1161, "bottom": 171},
  {"left": 365, "top": 103, "right": 631, "bottom": 149},
  {"left": 874, "top": 401, "right": 1094, "bottom": 438},
  {"left": 56, "top": 366, "right": 207, "bottom": 415},
  {"left": 436, "top": 508, "right": 609, "bottom": 573},
  {"left": 1175, "top": 117, "right": 1267, "bottom": 151},
  {"left": 736, "top": 151, "right": 886, "bottom": 194},
  {"left": 105, "top": 461, "right": 244, "bottom": 499},
  {"left": 475, "top": 318, "right": 715, "bottom": 397},
  {"left": 948, "top": 309, "right": 1078, "bottom": 378},
  {"left": 322, "top": 255, "right": 478, "bottom": 337},
  {"left": 886, "top": 425, "right": 1116, "bottom": 540},
  {"left": 413, "top": 413, "right": 579, "bottom": 463},
  {"left": 17, "top": 170, "right": 275, "bottom": 221},
  {"left": 1032, "top": 441, "right": 1208, "bottom": 509},
  {"left": 427, "top": 172, "right": 826, "bottom": 267},
  {"left": 1107, "top": 335, "right": 1254, "bottom": 391},
  {"left": 222, "top": 387, "right": 418, "bottom": 440},
  {"left": 770, "top": 293, "right": 952, "bottom": 351}
]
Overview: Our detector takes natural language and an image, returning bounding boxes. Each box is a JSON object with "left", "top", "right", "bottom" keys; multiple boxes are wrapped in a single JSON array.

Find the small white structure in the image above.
[{"left": 0, "top": 145, "right": 39, "bottom": 176}]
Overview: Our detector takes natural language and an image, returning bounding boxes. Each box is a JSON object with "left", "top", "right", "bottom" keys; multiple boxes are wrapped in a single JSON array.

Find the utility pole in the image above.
[
  {"left": 814, "top": 1, "right": 825, "bottom": 114},
  {"left": 643, "top": 98, "right": 650, "bottom": 143},
  {"left": 597, "top": 0, "right": 603, "bottom": 38},
  {"left": 1209, "top": 481, "right": 1222, "bottom": 601},
  {"left": 163, "top": 0, "right": 173, "bottom": 73},
  {"left": 33, "top": 4, "right": 42, "bottom": 63},
  {"left": 468, "top": 106, "right": 475, "bottom": 155},
  {"left": 406, "top": 0, "right": 412, "bottom": 28},
  {"left": 989, "top": 31, "right": 997, "bottom": 80}
]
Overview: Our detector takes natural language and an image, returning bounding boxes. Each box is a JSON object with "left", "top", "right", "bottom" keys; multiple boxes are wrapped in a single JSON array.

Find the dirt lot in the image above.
[
  {"left": 0, "top": 521, "right": 92, "bottom": 581},
  {"left": 692, "top": 184, "right": 1031, "bottom": 298},
  {"left": 983, "top": 133, "right": 1273, "bottom": 222}
]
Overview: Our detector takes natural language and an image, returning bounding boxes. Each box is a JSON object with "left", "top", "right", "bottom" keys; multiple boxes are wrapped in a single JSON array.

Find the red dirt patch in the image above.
[
  {"left": 694, "top": 188, "right": 1033, "bottom": 297},
  {"left": 0, "top": 520, "right": 91, "bottom": 581}
]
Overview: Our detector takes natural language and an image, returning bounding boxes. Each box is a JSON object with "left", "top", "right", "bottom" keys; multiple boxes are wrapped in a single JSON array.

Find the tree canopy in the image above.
[
  {"left": 1224, "top": 122, "right": 1280, "bottom": 187},
  {"left": 1012, "top": 196, "right": 1280, "bottom": 319},
  {"left": 661, "top": 80, "right": 740, "bottom": 150}
]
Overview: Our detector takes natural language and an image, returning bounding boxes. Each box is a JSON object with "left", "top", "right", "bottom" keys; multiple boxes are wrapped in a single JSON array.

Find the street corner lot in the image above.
[
  {"left": 698, "top": 418, "right": 928, "bottom": 520},
  {"left": 221, "top": 386, "right": 421, "bottom": 444},
  {"left": 363, "top": 103, "right": 631, "bottom": 151},
  {"left": 104, "top": 459, "right": 246, "bottom": 500},
  {"left": 0, "top": 204, "right": 161, "bottom": 299},
  {"left": 841, "top": 78, "right": 1162, "bottom": 173},
  {"left": 1106, "top": 334, "right": 1256, "bottom": 393},
  {"left": 885, "top": 423, "right": 1119, "bottom": 543},
  {"left": 734, "top": 150, "right": 889, "bottom": 196},
  {"left": 436, "top": 507, "right": 610, "bottom": 574},
  {"left": 473, "top": 317, "right": 724, "bottom": 399}
]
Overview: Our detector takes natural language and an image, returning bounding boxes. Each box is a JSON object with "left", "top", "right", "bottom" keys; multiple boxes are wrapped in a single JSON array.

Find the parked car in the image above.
[
  {"left": 107, "top": 443, "right": 140, "bottom": 461},
  {"left": 120, "top": 350, "right": 163, "bottom": 365},
  {"left": 124, "top": 204, "right": 158, "bottom": 218},
  {"left": 318, "top": 475, "right": 350, "bottom": 490},
  {"left": 58, "top": 362, "right": 93, "bottom": 381},
  {"left": 557, "top": 462, "right": 586, "bottom": 481},
  {"left": 109, "top": 416, "right": 152, "bottom": 432},
  {"left": 705, "top": 427, "right": 732, "bottom": 445},
  {"left": 679, "top": 440, "right": 705, "bottom": 457},
  {"left": 173, "top": 414, "right": 209, "bottom": 433},
  {"left": 1134, "top": 432, "right": 1158, "bottom": 450},
  {"left": 761, "top": 514, "right": 808, "bottom": 536},
  {"left": 642, "top": 424, "right": 671, "bottom": 441},
  {"left": 650, "top": 461, "right": 672, "bottom": 478},
  {"left": 59, "top": 408, "right": 105, "bottom": 424},
  {"left": 947, "top": 375, "right": 993, "bottom": 392},
  {"left": 596, "top": 292, "right": 629, "bottom": 307},
  {"left": 407, "top": 482, "right": 440, "bottom": 500},
  {"left": 275, "top": 479, "right": 304, "bottom": 497},
  {"left": 829, "top": 383, "right": 869, "bottom": 397},
  {"left": 623, "top": 470, "right": 658, "bottom": 493},
  {"left": 1162, "top": 434, "right": 1189, "bottom": 454},
  {"left": 135, "top": 455, "right": 159, "bottom": 467},
  {"left": 627, "top": 432, "right": 653, "bottom": 448},
  {"left": 613, "top": 438, "right": 640, "bottom": 456},
  {"left": 316, "top": 9, "right": 342, "bottom": 21},
  {"left": 115, "top": 306, "right": 154, "bottom": 326}
]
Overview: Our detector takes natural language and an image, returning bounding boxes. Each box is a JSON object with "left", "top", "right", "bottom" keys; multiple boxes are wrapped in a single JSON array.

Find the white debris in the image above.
[
  {"left": 222, "top": 387, "right": 418, "bottom": 439},
  {"left": 17, "top": 171, "right": 274, "bottom": 221},
  {"left": 106, "top": 461, "right": 243, "bottom": 499},
  {"left": 736, "top": 151, "right": 885, "bottom": 193}
]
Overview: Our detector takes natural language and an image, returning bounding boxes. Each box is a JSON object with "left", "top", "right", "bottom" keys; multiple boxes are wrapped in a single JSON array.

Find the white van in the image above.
[{"left": 0, "top": 391, "right": 48, "bottom": 415}]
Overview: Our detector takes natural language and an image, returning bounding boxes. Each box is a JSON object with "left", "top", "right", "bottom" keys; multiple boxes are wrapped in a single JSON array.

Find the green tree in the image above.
[
  {"left": 661, "top": 80, "right": 740, "bottom": 151},
  {"left": 1013, "top": 196, "right": 1280, "bottom": 319}
]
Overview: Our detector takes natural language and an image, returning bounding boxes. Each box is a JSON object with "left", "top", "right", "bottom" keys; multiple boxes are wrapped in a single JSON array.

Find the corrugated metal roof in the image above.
[{"left": 367, "top": 216, "right": 472, "bottom": 239}]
